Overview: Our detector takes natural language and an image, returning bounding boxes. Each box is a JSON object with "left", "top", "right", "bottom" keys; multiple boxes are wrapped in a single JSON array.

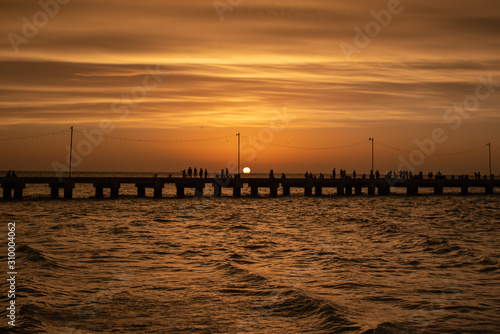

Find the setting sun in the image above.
[{"left": 243, "top": 167, "right": 251, "bottom": 174}]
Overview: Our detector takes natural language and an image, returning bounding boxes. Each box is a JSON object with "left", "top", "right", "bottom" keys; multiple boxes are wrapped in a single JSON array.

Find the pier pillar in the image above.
[
  {"left": 270, "top": 186, "right": 278, "bottom": 198},
  {"left": 378, "top": 184, "right": 390, "bottom": 195},
  {"left": 95, "top": 186, "right": 104, "bottom": 199},
  {"left": 461, "top": 186, "right": 468, "bottom": 195},
  {"left": 137, "top": 186, "right": 146, "bottom": 197},
  {"left": 233, "top": 187, "right": 241, "bottom": 197},
  {"left": 355, "top": 187, "right": 362, "bottom": 195},
  {"left": 110, "top": 185, "right": 120, "bottom": 198},
  {"left": 337, "top": 186, "right": 344, "bottom": 196},
  {"left": 485, "top": 185, "right": 494, "bottom": 195},
  {"left": 434, "top": 186, "right": 443, "bottom": 195},
  {"left": 251, "top": 186, "right": 259, "bottom": 197},
  {"left": 63, "top": 184, "right": 74, "bottom": 199},
  {"left": 13, "top": 186, "right": 24, "bottom": 200},
  {"left": 195, "top": 186, "right": 204, "bottom": 198},
  {"left": 2, "top": 186, "right": 11, "bottom": 200},
  {"left": 154, "top": 187, "right": 163, "bottom": 198},
  {"left": 345, "top": 186, "right": 352, "bottom": 196},
  {"left": 50, "top": 186, "right": 59, "bottom": 198},
  {"left": 368, "top": 184, "right": 376, "bottom": 196},
  {"left": 407, "top": 186, "right": 418, "bottom": 195},
  {"left": 282, "top": 185, "right": 290, "bottom": 196},
  {"left": 213, "top": 185, "right": 221, "bottom": 197},
  {"left": 304, "top": 186, "right": 312, "bottom": 196},
  {"left": 177, "top": 186, "right": 185, "bottom": 198},
  {"left": 315, "top": 186, "right": 322, "bottom": 197}
]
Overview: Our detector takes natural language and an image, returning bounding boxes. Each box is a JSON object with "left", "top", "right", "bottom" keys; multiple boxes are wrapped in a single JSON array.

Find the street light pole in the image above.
[
  {"left": 237, "top": 133, "right": 240, "bottom": 176},
  {"left": 69, "top": 126, "right": 74, "bottom": 178},
  {"left": 369, "top": 138, "right": 374, "bottom": 172},
  {"left": 487, "top": 143, "right": 491, "bottom": 176}
]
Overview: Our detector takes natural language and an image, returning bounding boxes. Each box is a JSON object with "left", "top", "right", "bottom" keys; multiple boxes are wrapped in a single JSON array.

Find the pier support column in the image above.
[
  {"left": 154, "top": 187, "right": 163, "bottom": 198},
  {"left": 137, "top": 186, "right": 146, "bottom": 197},
  {"left": 213, "top": 184, "right": 221, "bottom": 197},
  {"left": 304, "top": 186, "right": 312, "bottom": 196},
  {"left": 270, "top": 186, "right": 278, "bottom": 198},
  {"left": 110, "top": 186, "right": 120, "bottom": 199},
  {"left": 13, "top": 186, "right": 24, "bottom": 200},
  {"left": 177, "top": 186, "right": 185, "bottom": 198},
  {"left": 368, "top": 184, "right": 376, "bottom": 196},
  {"left": 282, "top": 185, "right": 290, "bottom": 196},
  {"left": 95, "top": 186, "right": 104, "bottom": 199},
  {"left": 2, "top": 186, "right": 12, "bottom": 200},
  {"left": 195, "top": 186, "right": 204, "bottom": 198},
  {"left": 251, "top": 186, "right": 259, "bottom": 197},
  {"left": 485, "top": 185, "right": 494, "bottom": 195},
  {"left": 407, "top": 186, "right": 418, "bottom": 195},
  {"left": 337, "top": 186, "right": 344, "bottom": 196},
  {"left": 434, "top": 186, "right": 443, "bottom": 195},
  {"left": 345, "top": 186, "right": 352, "bottom": 196},
  {"left": 378, "top": 184, "right": 390, "bottom": 195},
  {"left": 355, "top": 187, "right": 362, "bottom": 195},
  {"left": 63, "top": 184, "right": 74, "bottom": 199},
  {"left": 233, "top": 187, "right": 241, "bottom": 197},
  {"left": 461, "top": 186, "right": 468, "bottom": 195},
  {"left": 50, "top": 186, "right": 59, "bottom": 198},
  {"left": 315, "top": 186, "right": 322, "bottom": 197}
]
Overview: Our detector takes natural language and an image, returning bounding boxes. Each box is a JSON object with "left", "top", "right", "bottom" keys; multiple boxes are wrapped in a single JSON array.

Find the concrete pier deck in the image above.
[{"left": 0, "top": 176, "right": 498, "bottom": 200}]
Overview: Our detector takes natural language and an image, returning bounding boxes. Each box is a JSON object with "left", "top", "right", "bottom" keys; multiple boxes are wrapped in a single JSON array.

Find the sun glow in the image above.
[{"left": 243, "top": 167, "right": 251, "bottom": 174}]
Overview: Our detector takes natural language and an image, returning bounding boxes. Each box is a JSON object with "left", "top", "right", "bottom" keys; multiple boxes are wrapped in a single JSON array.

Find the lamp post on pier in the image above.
[
  {"left": 69, "top": 126, "right": 73, "bottom": 178},
  {"left": 487, "top": 143, "right": 491, "bottom": 176},
  {"left": 237, "top": 133, "right": 241, "bottom": 177},
  {"left": 369, "top": 138, "right": 374, "bottom": 172}
]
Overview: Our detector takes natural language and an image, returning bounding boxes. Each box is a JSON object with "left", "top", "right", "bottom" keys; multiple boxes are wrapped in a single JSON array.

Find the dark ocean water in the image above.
[{"left": 1, "top": 173, "right": 499, "bottom": 333}]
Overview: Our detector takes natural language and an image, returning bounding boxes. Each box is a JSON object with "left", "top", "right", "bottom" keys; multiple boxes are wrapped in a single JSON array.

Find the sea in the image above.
[{"left": 1, "top": 172, "right": 499, "bottom": 333}]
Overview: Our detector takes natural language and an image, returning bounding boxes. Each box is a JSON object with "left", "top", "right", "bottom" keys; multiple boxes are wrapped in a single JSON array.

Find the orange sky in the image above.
[{"left": 0, "top": 0, "right": 499, "bottom": 174}]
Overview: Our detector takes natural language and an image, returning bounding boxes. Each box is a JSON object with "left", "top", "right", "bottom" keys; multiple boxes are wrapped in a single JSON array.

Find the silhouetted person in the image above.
[
  {"left": 319, "top": 173, "right": 324, "bottom": 178},
  {"left": 11, "top": 170, "right": 17, "bottom": 177},
  {"left": 6, "top": 170, "right": 11, "bottom": 177},
  {"left": 375, "top": 170, "right": 380, "bottom": 179},
  {"left": 199, "top": 168, "right": 203, "bottom": 178},
  {"left": 281, "top": 173, "right": 286, "bottom": 179},
  {"left": 221, "top": 169, "right": 224, "bottom": 178},
  {"left": 269, "top": 169, "right": 274, "bottom": 178},
  {"left": 182, "top": 169, "right": 187, "bottom": 178},
  {"left": 188, "top": 167, "right": 192, "bottom": 178},
  {"left": 305, "top": 172, "right": 309, "bottom": 178},
  {"left": 194, "top": 168, "right": 197, "bottom": 178},
  {"left": 204, "top": 169, "right": 208, "bottom": 179},
  {"left": 362, "top": 173, "right": 366, "bottom": 179},
  {"left": 225, "top": 168, "right": 229, "bottom": 178},
  {"left": 352, "top": 170, "right": 356, "bottom": 179},
  {"left": 370, "top": 170, "right": 374, "bottom": 179},
  {"left": 332, "top": 168, "right": 336, "bottom": 179}
]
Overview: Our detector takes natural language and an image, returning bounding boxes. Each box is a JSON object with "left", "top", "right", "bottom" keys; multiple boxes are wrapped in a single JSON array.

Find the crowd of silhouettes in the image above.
[{"left": 182, "top": 167, "right": 207, "bottom": 178}]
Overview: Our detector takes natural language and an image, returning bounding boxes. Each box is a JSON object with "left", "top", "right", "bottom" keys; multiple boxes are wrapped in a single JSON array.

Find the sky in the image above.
[{"left": 0, "top": 0, "right": 499, "bottom": 174}]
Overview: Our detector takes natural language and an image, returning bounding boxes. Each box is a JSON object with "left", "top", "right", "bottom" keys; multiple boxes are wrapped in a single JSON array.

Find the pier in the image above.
[{"left": 0, "top": 176, "right": 498, "bottom": 200}]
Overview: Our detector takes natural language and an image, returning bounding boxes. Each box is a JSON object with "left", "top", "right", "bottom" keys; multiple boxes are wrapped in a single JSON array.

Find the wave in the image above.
[{"left": 16, "top": 244, "right": 64, "bottom": 269}]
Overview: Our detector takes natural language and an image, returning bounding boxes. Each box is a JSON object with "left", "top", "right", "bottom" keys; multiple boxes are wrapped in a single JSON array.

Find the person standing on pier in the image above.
[
  {"left": 375, "top": 170, "right": 380, "bottom": 179},
  {"left": 12, "top": 170, "right": 17, "bottom": 177},
  {"left": 269, "top": 169, "right": 274, "bottom": 178},
  {"left": 225, "top": 168, "right": 229, "bottom": 178},
  {"left": 204, "top": 169, "right": 208, "bottom": 179},
  {"left": 221, "top": 169, "right": 225, "bottom": 178},
  {"left": 332, "top": 168, "right": 336, "bottom": 179},
  {"left": 199, "top": 168, "right": 203, "bottom": 178},
  {"left": 182, "top": 169, "right": 187, "bottom": 178},
  {"left": 5, "top": 170, "right": 11, "bottom": 177},
  {"left": 188, "top": 167, "right": 192, "bottom": 178},
  {"left": 352, "top": 170, "right": 356, "bottom": 179},
  {"left": 193, "top": 168, "right": 197, "bottom": 178}
]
